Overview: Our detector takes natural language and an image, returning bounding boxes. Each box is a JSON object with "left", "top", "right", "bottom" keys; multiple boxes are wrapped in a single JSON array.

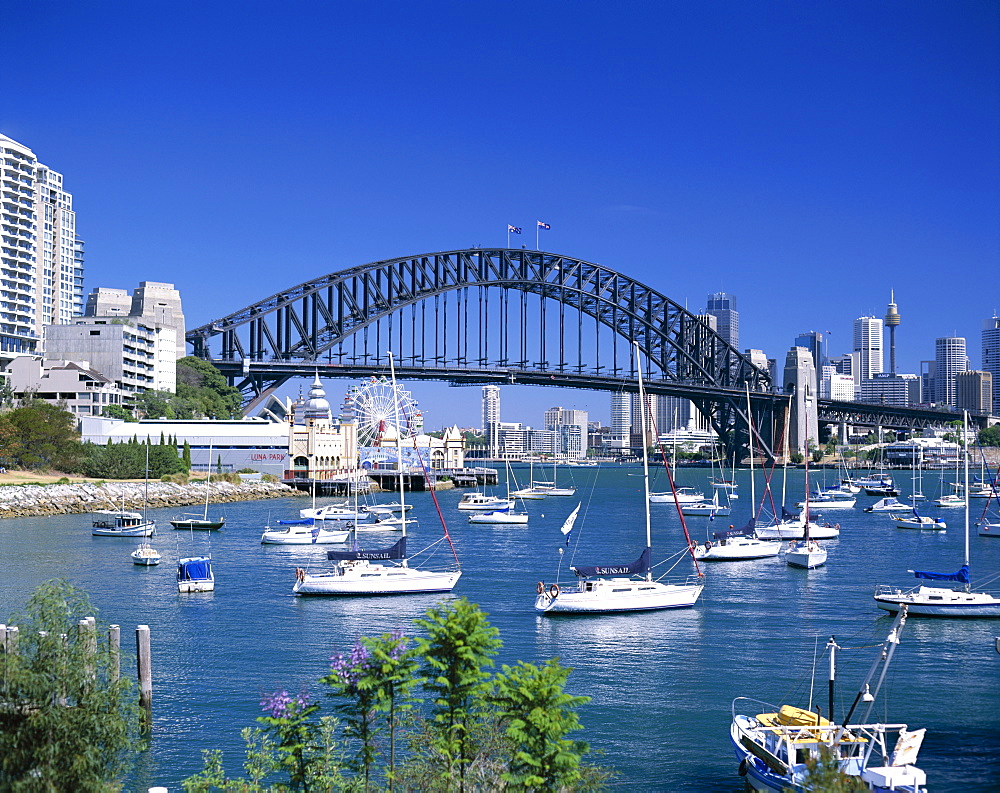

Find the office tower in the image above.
[
  {"left": 482, "top": 385, "right": 500, "bottom": 454},
  {"left": 934, "top": 337, "right": 968, "bottom": 407},
  {"left": 130, "top": 282, "right": 186, "bottom": 359},
  {"left": 744, "top": 348, "right": 769, "bottom": 373},
  {"left": 852, "top": 316, "right": 884, "bottom": 384},
  {"left": 983, "top": 316, "right": 1000, "bottom": 415},
  {"left": 705, "top": 292, "right": 739, "bottom": 348},
  {"left": 609, "top": 392, "right": 631, "bottom": 448},
  {"left": 955, "top": 371, "right": 992, "bottom": 414},
  {"left": 884, "top": 292, "right": 900, "bottom": 374},
  {"left": 860, "top": 373, "right": 921, "bottom": 407},
  {"left": 921, "top": 361, "right": 936, "bottom": 406},
  {"left": 821, "top": 365, "right": 855, "bottom": 401},
  {"left": 0, "top": 134, "right": 85, "bottom": 355},
  {"left": 794, "top": 332, "right": 825, "bottom": 371},
  {"left": 543, "top": 406, "right": 589, "bottom": 458}
]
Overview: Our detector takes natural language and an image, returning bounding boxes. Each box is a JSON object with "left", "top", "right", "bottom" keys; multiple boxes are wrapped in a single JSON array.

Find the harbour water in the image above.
[{"left": 2, "top": 465, "right": 999, "bottom": 790}]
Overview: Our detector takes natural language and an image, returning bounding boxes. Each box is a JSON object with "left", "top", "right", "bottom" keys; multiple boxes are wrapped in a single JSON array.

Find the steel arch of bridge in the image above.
[{"left": 187, "top": 248, "right": 777, "bottom": 459}]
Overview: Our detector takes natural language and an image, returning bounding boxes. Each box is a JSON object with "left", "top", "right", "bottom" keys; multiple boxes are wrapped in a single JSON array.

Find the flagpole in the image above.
[
  {"left": 507, "top": 226, "right": 510, "bottom": 248},
  {"left": 536, "top": 222, "right": 539, "bottom": 251}
]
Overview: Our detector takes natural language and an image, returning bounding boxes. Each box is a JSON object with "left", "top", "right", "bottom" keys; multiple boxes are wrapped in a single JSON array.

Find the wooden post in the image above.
[
  {"left": 109, "top": 625, "right": 120, "bottom": 684},
  {"left": 6, "top": 626, "right": 17, "bottom": 655},
  {"left": 0, "top": 624, "right": 5, "bottom": 655},
  {"left": 136, "top": 625, "right": 152, "bottom": 731},
  {"left": 78, "top": 618, "right": 96, "bottom": 686}
]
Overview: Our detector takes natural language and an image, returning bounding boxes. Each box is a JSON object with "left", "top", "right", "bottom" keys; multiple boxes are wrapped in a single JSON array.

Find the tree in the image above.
[
  {"left": 978, "top": 425, "right": 1000, "bottom": 447},
  {"left": 132, "top": 389, "right": 176, "bottom": 420},
  {"left": 492, "top": 658, "right": 590, "bottom": 792},
  {"left": 0, "top": 400, "right": 81, "bottom": 470},
  {"left": 101, "top": 404, "right": 135, "bottom": 421},
  {"left": 415, "top": 597, "right": 502, "bottom": 790},
  {"left": 176, "top": 357, "right": 243, "bottom": 419},
  {"left": 0, "top": 580, "right": 140, "bottom": 788}
]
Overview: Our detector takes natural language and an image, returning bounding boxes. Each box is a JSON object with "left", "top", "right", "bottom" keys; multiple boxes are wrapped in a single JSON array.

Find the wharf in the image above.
[{"left": 284, "top": 466, "right": 498, "bottom": 494}]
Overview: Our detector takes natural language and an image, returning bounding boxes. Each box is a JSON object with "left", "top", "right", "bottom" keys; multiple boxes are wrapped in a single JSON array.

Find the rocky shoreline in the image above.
[{"left": 0, "top": 479, "right": 304, "bottom": 520}]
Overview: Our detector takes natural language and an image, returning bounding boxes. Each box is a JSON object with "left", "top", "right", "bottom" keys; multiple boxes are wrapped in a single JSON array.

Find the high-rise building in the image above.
[
  {"left": 0, "top": 134, "right": 85, "bottom": 355},
  {"left": 983, "top": 316, "right": 1000, "bottom": 415},
  {"left": 705, "top": 292, "right": 739, "bottom": 348},
  {"left": 820, "top": 365, "right": 855, "bottom": 401},
  {"left": 609, "top": 392, "right": 631, "bottom": 449},
  {"left": 794, "top": 332, "right": 825, "bottom": 370},
  {"left": 955, "top": 371, "right": 992, "bottom": 414},
  {"left": 852, "top": 316, "right": 884, "bottom": 394},
  {"left": 543, "top": 406, "right": 589, "bottom": 458},
  {"left": 84, "top": 281, "right": 186, "bottom": 360},
  {"left": 934, "top": 337, "right": 968, "bottom": 407},
  {"left": 481, "top": 385, "right": 500, "bottom": 454},
  {"left": 859, "top": 373, "right": 921, "bottom": 407}
]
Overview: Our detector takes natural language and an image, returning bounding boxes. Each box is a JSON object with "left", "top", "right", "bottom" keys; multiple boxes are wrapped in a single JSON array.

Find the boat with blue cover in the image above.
[{"left": 177, "top": 556, "right": 214, "bottom": 593}]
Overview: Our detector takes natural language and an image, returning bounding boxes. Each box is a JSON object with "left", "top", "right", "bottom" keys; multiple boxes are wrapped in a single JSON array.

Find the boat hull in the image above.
[
  {"left": 131, "top": 549, "right": 161, "bottom": 566},
  {"left": 756, "top": 522, "right": 840, "bottom": 540},
  {"left": 980, "top": 522, "right": 1000, "bottom": 537},
  {"left": 294, "top": 565, "right": 461, "bottom": 595},
  {"left": 694, "top": 539, "right": 782, "bottom": 561},
  {"left": 170, "top": 519, "right": 225, "bottom": 530},
  {"left": 874, "top": 586, "right": 1000, "bottom": 617},
  {"left": 177, "top": 556, "right": 214, "bottom": 592},
  {"left": 261, "top": 529, "right": 350, "bottom": 544},
  {"left": 535, "top": 579, "right": 703, "bottom": 613},
  {"left": 93, "top": 522, "right": 156, "bottom": 537},
  {"left": 468, "top": 511, "right": 529, "bottom": 524},
  {"left": 785, "top": 545, "right": 827, "bottom": 569}
]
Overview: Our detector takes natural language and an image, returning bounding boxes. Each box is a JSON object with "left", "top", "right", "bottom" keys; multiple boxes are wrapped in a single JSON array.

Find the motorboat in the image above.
[
  {"left": 468, "top": 509, "right": 529, "bottom": 525},
  {"left": 933, "top": 494, "right": 965, "bottom": 508},
  {"left": 649, "top": 486, "right": 704, "bottom": 504},
  {"left": 300, "top": 503, "right": 370, "bottom": 520},
  {"left": 890, "top": 513, "right": 946, "bottom": 531},
  {"left": 784, "top": 538, "right": 827, "bottom": 569},
  {"left": 177, "top": 556, "right": 214, "bottom": 593},
  {"left": 865, "top": 497, "right": 910, "bottom": 513},
  {"left": 456, "top": 492, "right": 514, "bottom": 511},
  {"left": 261, "top": 518, "right": 351, "bottom": 544},
  {"left": 92, "top": 510, "right": 155, "bottom": 537},
  {"left": 130, "top": 542, "right": 161, "bottom": 566},
  {"left": 693, "top": 520, "right": 782, "bottom": 561},
  {"left": 730, "top": 608, "right": 928, "bottom": 792},
  {"left": 535, "top": 344, "right": 704, "bottom": 614}
]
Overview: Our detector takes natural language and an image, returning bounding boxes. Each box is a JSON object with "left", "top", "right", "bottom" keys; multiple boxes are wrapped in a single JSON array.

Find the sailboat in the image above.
[
  {"left": 176, "top": 443, "right": 215, "bottom": 592},
  {"left": 531, "top": 456, "right": 577, "bottom": 496},
  {"left": 512, "top": 458, "right": 546, "bottom": 499},
  {"left": 680, "top": 490, "right": 731, "bottom": 517},
  {"left": 129, "top": 448, "right": 161, "bottom": 564},
  {"left": 534, "top": 342, "right": 704, "bottom": 614},
  {"left": 170, "top": 443, "right": 226, "bottom": 530},
  {"left": 976, "top": 460, "right": 1000, "bottom": 538},
  {"left": 293, "top": 353, "right": 461, "bottom": 596},
  {"left": 469, "top": 459, "right": 529, "bottom": 524},
  {"left": 97, "top": 456, "right": 155, "bottom": 538},
  {"left": 785, "top": 451, "right": 827, "bottom": 569},
  {"left": 874, "top": 411, "right": 1000, "bottom": 617},
  {"left": 731, "top": 607, "right": 928, "bottom": 792},
  {"left": 262, "top": 477, "right": 351, "bottom": 544}
]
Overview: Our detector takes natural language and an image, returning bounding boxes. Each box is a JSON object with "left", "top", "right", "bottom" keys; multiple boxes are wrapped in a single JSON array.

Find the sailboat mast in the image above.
[
  {"left": 745, "top": 385, "right": 756, "bottom": 513},
  {"left": 963, "top": 410, "right": 970, "bottom": 571},
  {"left": 634, "top": 342, "right": 653, "bottom": 578},
  {"left": 387, "top": 351, "right": 408, "bottom": 552},
  {"left": 205, "top": 442, "right": 213, "bottom": 520}
]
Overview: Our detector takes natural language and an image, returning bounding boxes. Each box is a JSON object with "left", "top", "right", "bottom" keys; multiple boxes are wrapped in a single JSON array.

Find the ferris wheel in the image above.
[{"left": 344, "top": 376, "right": 423, "bottom": 446}]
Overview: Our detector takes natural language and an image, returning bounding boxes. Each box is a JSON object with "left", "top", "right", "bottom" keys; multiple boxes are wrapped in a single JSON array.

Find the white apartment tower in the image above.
[
  {"left": 852, "top": 316, "right": 884, "bottom": 387},
  {"left": 983, "top": 316, "right": 1000, "bottom": 415},
  {"left": 0, "top": 134, "right": 85, "bottom": 355},
  {"left": 934, "top": 336, "right": 968, "bottom": 407},
  {"left": 609, "top": 392, "right": 631, "bottom": 448},
  {"left": 481, "top": 385, "right": 500, "bottom": 455}
]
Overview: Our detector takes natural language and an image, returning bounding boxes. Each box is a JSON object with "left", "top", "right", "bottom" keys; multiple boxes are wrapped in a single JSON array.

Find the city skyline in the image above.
[{"left": 3, "top": 3, "right": 997, "bottom": 428}]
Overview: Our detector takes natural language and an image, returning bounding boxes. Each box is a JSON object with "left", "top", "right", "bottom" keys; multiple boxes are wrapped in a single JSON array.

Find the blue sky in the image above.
[{"left": 4, "top": 1, "right": 998, "bottom": 428}]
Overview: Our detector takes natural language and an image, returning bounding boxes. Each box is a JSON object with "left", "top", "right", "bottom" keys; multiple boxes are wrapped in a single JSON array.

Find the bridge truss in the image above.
[{"left": 188, "top": 248, "right": 778, "bottom": 461}]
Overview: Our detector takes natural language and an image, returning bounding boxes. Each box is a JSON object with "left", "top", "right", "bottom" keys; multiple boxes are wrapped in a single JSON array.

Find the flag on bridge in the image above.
[
  {"left": 537, "top": 221, "right": 550, "bottom": 229},
  {"left": 508, "top": 224, "right": 522, "bottom": 234}
]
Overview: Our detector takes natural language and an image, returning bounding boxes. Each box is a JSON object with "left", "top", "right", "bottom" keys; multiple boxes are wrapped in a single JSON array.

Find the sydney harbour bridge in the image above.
[{"left": 187, "top": 248, "right": 964, "bottom": 462}]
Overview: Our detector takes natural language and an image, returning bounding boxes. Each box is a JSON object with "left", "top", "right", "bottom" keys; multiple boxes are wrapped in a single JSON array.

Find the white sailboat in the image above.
[
  {"left": 512, "top": 459, "right": 546, "bottom": 499},
  {"left": 534, "top": 342, "right": 703, "bottom": 614},
  {"left": 785, "top": 452, "right": 827, "bottom": 569},
  {"left": 293, "top": 353, "right": 461, "bottom": 596},
  {"left": 874, "top": 411, "right": 1000, "bottom": 617},
  {"left": 170, "top": 442, "right": 226, "bottom": 530},
  {"left": 469, "top": 460, "right": 528, "bottom": 524},
  {"left": 177, "top": 439, "right": 215, "bottom": 591},
  {"left": 531, "top": 456, "right": 577, "bottom": 496},
  {"left": 680, "top": 491, "right": 731, "bottom": 517}
]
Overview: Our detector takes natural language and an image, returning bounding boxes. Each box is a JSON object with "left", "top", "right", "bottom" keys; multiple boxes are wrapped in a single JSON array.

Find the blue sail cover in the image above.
[
  {"left": 713, "top": 518, "right": 756, "bottom": 541},
  {"left": 327, "top": 537, "right": 406, "bottom": 561},
  {"left": 278, "top": 517, "right": 315, "bottom": 526},
  {"left": 913, "top": 564, "right": 970, "bottom": 583},
  {"left": 571, "top": 547, "right": 650, "bottom": 578},
  {"left": 781, "top": 507, "right": 797, "bottom": 522},
  {"left": 178, "top": 557, "right": 212, "bottom": 581}
]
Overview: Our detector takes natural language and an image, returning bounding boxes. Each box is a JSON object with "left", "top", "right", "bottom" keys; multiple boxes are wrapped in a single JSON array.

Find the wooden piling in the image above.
[
  {"left": 109, "top": 625, "right": 120, "bottom": 684},
  {"left": 6, "top": 626, "right": 17, "bottom": 654},
  {"left": 78, "top": 618, "right": 97, "bottom": 685},
  {"left": 136, "top": 625, "right": 152, "bottom": 730}
]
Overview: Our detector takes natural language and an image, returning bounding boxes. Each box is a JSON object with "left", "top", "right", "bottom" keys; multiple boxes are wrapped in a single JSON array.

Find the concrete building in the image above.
[
  {"left": 79, "top": 415, "right": 291, "bottom": 477},
  {"left": 982, "top": 316, "right": 1000, "bottom": 415},
  {"left": 84, "top": 281, "right": 186, "bottom": 360},
  {"left": 852, "top": 316, "right": 884, "bottom": 391},
  {"left": 0, "top": 134, "right": 85, "bottom": 356},
  {"left": 7, "top": 357, "right": 128, "bottom": 417},
  {"left": 955, "top": 370, "right": 993, "bottom": 414},
  {"left": 705, "top": 292, "right": 738, "bottom": 348},
  {"left": 744, "top": 348, "right": 769, "bottom": 375},
  {"left": 367, "top": 424, "right": 465, "bottom": 470},
  {"left": 934, "top": 336, "right": 968, "bottom": 407},
  {"left": 44, "top": 318, "right": 176, "bottom": 394},
  {"left": 820, "top": 365, "right": 855, "bottom": 401},
  {"left": 859, "top": 372, "right": 921, "bottom": 407},
  {"left": 783, "top": 347, "right": 818, "bottom": 457},
  {"left": 286, "top": 375, "right": 359, "bottom": 480},
  {"left": 543, "top": 406, "right": 588, "bottom": 458}
]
